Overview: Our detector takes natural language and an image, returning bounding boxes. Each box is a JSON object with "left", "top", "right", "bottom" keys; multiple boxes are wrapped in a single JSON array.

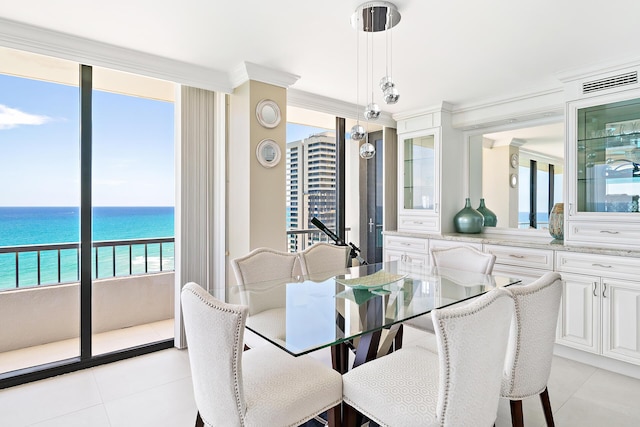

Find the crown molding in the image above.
[
  {"left": 287, "top": 88, "right": 396, "bottom": 128},
  {"left": 229, "top": 61, "right": 300, "bottom": 89},
  {"left": 392, "top": 101, "right": 454, "bottom": 122},
  {"left": 0, "top": 17, "right": 233, "bottom": 93}
]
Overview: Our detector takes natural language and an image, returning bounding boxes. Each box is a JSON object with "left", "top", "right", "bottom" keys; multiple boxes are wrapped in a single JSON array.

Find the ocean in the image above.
[{"left": 0, "top": 207, "right": 174, "bottom": 290}]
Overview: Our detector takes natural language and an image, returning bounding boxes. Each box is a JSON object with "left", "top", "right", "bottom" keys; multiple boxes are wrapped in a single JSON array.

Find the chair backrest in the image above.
[
  {"left": 231, "top": 248, "right": 301, "bottom": 302},
  {"left": 299, "top": 242, "right": 351, "bottom": 277},
  {"left": 501, "top": 272, "right": 562, "bottom": 398},
  {"left": 432, "top": 287, "right": 514, "bottom": 427},
  {"left": 431, "top": 246, "right": 496, "bottom": 274},
  {"left": 181, "top": 282, "right": 247, "bottom": 426}
]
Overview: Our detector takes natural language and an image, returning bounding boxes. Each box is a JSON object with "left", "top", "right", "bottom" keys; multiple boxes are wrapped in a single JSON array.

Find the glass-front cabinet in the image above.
[
  {"left": 567, "top": 89, "right": 640, "bottom": 247},
  {"left": 398, "top": 128, "right": 440, "bottom": 232}
]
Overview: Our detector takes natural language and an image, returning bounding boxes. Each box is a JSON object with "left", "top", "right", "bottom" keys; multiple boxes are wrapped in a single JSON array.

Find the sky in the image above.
[{"left": 0, "top": 73, "right": 175, "bottom": 207}]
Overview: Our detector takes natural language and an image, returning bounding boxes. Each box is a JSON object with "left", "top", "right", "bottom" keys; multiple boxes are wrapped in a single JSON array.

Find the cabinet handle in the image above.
[
  {"left": 569, "top": 203, "right": 574, "bottom": 215},
  {"left": 592, "top": 263, "right": 612, "bottom": 268},
  {"left": 602, "top": 283, "right": 608, "bottom": 298},
  {"left": 599, "top": 230, "right": 619, "bottom": 234},
  {"left": 509, "top": 254, "right": 525, "bottom": 259},
  {"left": 593, "top": 282, "right": 597, "bottom": 297},
  {"left": 435, "top": 203, "right": 439, "bottom": 214},
  {"left": 412, "top": 221, "right": 423, "bottom": 225}
]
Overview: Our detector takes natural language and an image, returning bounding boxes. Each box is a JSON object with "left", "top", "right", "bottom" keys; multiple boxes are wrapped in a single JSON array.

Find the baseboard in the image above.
[{"left": 553, "top": 344, "right": 640, "bottom": 380}]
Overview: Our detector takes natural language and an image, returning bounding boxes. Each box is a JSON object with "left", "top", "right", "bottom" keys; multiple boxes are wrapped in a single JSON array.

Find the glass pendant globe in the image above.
[
  {"left": 350, "top": 124, "right": 366, "bottom": 141},
  {"left": 364, "top": 102, "right": 380, "bottom": 120},
  {"left": 383, "top": 86, "right": 400, "bottom": 104},
  {"left": 359, "top": 142, "right": 375, "bottom": 159},
  {"left": 379, "top": 76, "right": 394, "bottom": 91}
]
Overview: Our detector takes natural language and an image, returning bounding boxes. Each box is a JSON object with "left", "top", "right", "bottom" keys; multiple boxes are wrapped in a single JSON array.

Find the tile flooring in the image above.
[{"left": 1, "top": 334, "right": 640, "bottom": 426}]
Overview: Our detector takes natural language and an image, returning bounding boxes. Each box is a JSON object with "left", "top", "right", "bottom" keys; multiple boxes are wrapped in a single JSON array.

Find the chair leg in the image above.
[
  {"left": 195, "top": 411, "right": 204, "bottom": 427},
  {"left": 539, "top": 387, "right": 555, "bottom": 427},
  {"left": 509, "top": 399, "right": 524, "bottom": 427}
]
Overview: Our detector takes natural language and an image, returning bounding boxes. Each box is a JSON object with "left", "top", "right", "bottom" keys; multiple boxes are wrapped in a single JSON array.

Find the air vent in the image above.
[{"left": 583, "top": 72, "right": 638, "bottom": 94}]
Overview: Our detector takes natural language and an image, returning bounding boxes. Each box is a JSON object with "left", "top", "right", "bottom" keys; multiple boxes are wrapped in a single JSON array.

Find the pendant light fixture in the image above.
[{"left": 350, "top": 2, "right": 401, "bottom": 159}]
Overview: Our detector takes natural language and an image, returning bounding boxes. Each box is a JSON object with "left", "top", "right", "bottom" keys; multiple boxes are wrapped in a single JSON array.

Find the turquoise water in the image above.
[{"left": 0, "top": 207, "right": 174, "bottom": 289}]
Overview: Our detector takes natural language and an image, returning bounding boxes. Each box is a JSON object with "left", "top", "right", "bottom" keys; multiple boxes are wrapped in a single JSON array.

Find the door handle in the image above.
[{"left": 368, "top": 218, "right": 374, "bottom": 233}]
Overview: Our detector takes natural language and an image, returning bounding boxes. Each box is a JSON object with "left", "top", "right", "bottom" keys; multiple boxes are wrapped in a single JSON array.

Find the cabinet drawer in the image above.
[
  {"left": 398, "top": 214, "right": 439, "bottom": 233},
  {"left": 567, "top": 221, "right": 640, "bottom": 248},
  {"left": 556, "top": 251, "right": 640, "bottom": 280},
  {"left": 384, "top": 235, "right": 428, "bottom": 252},
  {"left": 484, "top": 244, "right": 554, "bottom": 270},
  {"left": 429, "top": 238, "right": 482, "bottom": 251}
]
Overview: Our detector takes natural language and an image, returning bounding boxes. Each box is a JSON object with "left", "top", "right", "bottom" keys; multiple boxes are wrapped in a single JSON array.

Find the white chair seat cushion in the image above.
[
  {"left": 244, "top": 308, "right": 287, "bottom": 348},
  {"left": 242, "top": 345, "right": 342, "bottom": 426},
  {"left": 343, "top": 346, "right": 440, "bottom": 427}
]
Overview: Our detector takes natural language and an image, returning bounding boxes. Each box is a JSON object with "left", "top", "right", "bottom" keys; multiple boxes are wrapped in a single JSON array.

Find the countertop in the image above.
[{"left": 384, "top": 230, "right": 640, "bottom": 258}]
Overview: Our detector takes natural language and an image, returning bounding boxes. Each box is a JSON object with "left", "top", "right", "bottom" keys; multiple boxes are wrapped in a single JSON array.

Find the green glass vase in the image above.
[
  {"left": 453, "top": 198, "right": 484, "bottom": 233},
  {"left": 476, "top": 198, "right": 497, "bottom": 227}
]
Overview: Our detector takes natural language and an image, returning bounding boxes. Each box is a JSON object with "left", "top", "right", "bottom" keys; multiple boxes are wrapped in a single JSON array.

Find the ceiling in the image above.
[{"left": 0, "top": 0, "right": 639, "bottom": 118}]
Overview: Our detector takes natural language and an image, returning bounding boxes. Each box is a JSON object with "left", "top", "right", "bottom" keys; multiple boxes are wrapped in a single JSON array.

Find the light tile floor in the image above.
[{"left": 0, "top": 332, "right": 639, "bottom": 426}]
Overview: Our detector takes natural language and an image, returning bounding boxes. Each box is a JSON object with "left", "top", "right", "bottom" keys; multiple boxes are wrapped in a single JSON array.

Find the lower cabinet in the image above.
[
  {"left": 383, "top": 235, "right": 429, "bottom": 267},
  {"left": 556, "top": 252, "right": 640, "bottom": 365}
]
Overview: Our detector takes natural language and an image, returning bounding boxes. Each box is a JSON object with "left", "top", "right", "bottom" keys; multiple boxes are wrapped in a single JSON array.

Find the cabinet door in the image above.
[
  {"left": 398, "top": 129, "right": 440, "bottom": 232},
  {"left": 383, "top": 249, "right": 429, "bottom": 267},
  {"left": 557, "top": 273, "right": 600, "bottom": 354},
  {"left": 602, "top": 278, "right": 640, "bottom": 364}
]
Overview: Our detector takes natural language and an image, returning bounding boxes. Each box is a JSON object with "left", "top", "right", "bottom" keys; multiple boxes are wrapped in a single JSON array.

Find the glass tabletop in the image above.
[{"left": 233, "top": 261, "right": 521, "bottom": 356}]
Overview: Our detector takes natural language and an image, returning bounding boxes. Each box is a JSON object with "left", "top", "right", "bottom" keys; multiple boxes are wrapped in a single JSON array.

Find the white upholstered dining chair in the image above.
[
  {"left": 230, "top": 247, "right": 302, "bottom": 349},
  {"left": 298, "top": 242, "right": 351, "bottom": 277},
  {"left": 501, "top": 272, "right": 562, "bottom": 427},
  {"left": 181, "top": 282, "right": 342, "bottom": 427},
  {"left": 343, "top": 287, "right": 514, "bottom": 427},
  {"left": 405, "top": 245, "right": 497, "bottom": 332}
]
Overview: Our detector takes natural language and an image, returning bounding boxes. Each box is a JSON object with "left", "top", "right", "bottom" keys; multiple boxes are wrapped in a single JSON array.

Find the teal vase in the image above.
[
  {"left": 476, "top": 198, "right": 497, "bottom": 227},
  {"left": 453, "top": 198, "right": 484, "bottom": 233}
]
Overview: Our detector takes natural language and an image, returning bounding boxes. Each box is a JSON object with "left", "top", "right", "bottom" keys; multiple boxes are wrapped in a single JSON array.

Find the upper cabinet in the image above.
[
  {"left": 396, "top": 103, "right": 464, "bottom": 234},
  {"left": 566, "top": 87, "right": 640, "bottom": 247}
]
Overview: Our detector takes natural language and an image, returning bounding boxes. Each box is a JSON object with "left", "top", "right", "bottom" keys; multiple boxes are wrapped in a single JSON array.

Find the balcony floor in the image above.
[{"left": 0, "top": 319, "right": 173, "bottom": 374}]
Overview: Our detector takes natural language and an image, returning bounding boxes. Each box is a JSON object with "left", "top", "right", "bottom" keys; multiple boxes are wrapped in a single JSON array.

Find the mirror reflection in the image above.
[{"left": 469, "top": 122, "right": 564, "bottom": 230}]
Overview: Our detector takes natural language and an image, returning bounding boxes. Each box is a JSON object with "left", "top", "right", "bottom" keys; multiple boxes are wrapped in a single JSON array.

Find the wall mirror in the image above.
[
  {"left": 467, "top": 121, "right": 564, "bottom": 231},
  {"left": 256, "top": 138, "right": 281, "bottom": 168},
  {"left": 256, "top": 99, "right": 281, "bottom": 128}
]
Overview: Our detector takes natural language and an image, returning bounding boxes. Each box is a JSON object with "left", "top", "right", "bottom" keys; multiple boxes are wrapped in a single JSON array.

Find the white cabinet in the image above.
[
  {"left": 383, "top": 235, "right": 429, "bottom": 267},
  {"left": 565, "top": 88, "right": 640, "bottom": 249},
  {"left": 484, "top": 244, "right": 554, "bottom": 285},
  {"left": 556, "top": 252, "right": 640, "bottom": 365},
  {"left": 396, "top": 105, "right": 464, "bottom": 234}
]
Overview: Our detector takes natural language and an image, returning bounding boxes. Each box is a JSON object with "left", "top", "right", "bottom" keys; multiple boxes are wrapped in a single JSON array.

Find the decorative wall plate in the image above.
[
  {"left": 256, "top": 99, "right": 281, "bottom": 128},
  {"left": 256, "top": 139, "right": 281, "bottom": 168}
]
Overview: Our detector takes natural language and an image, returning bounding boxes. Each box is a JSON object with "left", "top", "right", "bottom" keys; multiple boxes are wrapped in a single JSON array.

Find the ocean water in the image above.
[{"left": 0, "top": 207, "right": 174, "bottom": 290}]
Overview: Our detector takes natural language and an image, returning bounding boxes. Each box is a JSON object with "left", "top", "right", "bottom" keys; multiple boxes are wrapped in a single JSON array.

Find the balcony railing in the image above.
[
  {"left": 286, "top": 227, "right": 350, "bottom": 252},
  {"left": 0, "top": 237, "right": 175, "bottom": 290}
]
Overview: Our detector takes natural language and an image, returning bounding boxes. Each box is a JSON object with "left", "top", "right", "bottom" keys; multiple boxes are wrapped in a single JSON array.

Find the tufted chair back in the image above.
[
  {"left": 431, "top": 246, "right": 496, "bottom": 274},
  {"left": 231, "top": 247, "right": 301, "bottom": 303},
  {"left": 502, "top": 272, "right": 563, "bottom": 398},
  {"left": 299, "top": 242, "right": 351, "bottom": 277},
  {"left": 181, "top": 282, "right": 247, "bottom": 426},
  {"left": 432, "top": 288, "right": 514, "bottom": 426}
]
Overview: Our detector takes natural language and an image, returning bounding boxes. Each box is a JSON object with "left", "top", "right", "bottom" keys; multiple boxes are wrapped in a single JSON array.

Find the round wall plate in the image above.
[
  {"left": 256, "top": 99, "right": 281, "bottom": 128},
  {"left": 510, "top": 153, "right": 519, "bottom": 168},
  {"left": 256, "top": 139, "right": 281, "bottom": 168},
  {"left": 510, "top": 173, "right": 518, "bottom": 188}
]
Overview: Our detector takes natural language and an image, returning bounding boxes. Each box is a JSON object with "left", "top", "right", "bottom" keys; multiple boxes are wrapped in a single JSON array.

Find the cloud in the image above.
[{"left": 0, "top": 104, "right": 51, "bottom": 130}]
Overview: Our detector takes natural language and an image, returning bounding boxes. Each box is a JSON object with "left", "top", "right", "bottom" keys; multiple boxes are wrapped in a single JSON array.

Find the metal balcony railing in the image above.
[
  {"left": 0, "top": 237, "right": 175, "bottom": 290},
  {"left": 286, "top": 227, "right": 350, "bottom": 253}
]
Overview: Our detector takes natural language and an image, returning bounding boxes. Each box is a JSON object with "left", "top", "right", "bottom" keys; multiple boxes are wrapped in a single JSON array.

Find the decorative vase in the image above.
[
  {"left": 453, "top": 198, "right": 484, "bottom": 233},
  {"left": 548, "top": 203, "right": 564, "bottom": 240},
  {"left": 476, "top": 198, "right": 497, "bottom": 227}
]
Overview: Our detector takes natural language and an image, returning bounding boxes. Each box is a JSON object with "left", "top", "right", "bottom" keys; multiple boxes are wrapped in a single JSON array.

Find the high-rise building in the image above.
[{"left": 286, "top": 131, "right": 336, "bottom": 252}]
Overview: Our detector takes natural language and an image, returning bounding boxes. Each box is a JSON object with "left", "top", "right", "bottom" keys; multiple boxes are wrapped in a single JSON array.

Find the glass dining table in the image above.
[{"left": 232, "top": 260, "right": 522, "bottom": 375}]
